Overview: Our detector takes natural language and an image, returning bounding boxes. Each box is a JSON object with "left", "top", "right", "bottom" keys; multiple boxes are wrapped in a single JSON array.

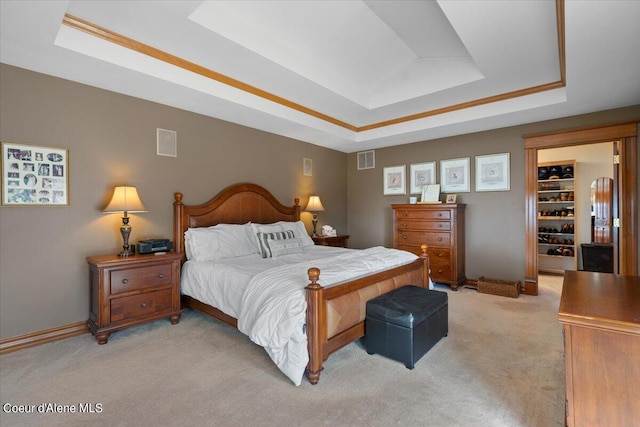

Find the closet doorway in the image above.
[{"left": 523, "top": 122, "right": 638, "bottom": 295}]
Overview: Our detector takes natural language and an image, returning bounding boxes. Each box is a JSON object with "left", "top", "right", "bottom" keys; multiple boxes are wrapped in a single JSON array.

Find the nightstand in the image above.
[
  {"left": 312, "top": 234, "right": 350, "bottom": 248},
  {"left": 86, "top": 252, "right": 182, "bottom": 344}
]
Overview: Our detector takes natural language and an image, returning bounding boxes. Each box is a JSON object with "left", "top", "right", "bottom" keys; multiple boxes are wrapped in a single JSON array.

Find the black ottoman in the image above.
[{"left": 365, "top": 285, "right": 448, "bottom": 369}]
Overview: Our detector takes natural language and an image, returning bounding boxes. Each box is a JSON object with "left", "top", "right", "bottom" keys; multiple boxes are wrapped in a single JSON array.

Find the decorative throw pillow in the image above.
[
  {"left": 256, "top": 230, "right": 295, "bottom": 258},
  {"left": 276, "top": 221, "right": 315, "bottom": 247},
  {"left": 267, "top": 237, "right": 304, "bottom": 258}
]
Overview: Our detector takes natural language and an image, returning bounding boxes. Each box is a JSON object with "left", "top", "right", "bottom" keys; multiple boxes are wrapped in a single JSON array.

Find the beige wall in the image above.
[
  {"left": 347, "top": 107, "right": 640, "bottom": 282},
  {"left": 0, "top": 64, "right": 347, "bottom": 339},
  {"left": 1, "top": 63, "right": 638, "bottom": 341}
]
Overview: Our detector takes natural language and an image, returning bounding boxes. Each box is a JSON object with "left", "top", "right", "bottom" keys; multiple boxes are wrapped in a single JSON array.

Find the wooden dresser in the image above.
[
  {"left": 558, "top": 271, "right": 640, "bottom": 426},
  {"left": 87, "top": 252, "right": 182, "bottom": 344},
  {"left": 392, "top": 204, "right": 466, "bottom": 290}
]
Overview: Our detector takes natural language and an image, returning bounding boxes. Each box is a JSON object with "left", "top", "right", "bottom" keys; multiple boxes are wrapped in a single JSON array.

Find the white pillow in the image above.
[
  {"left": 184, "top": 223, "right": 257, "bottom": 261},
  {"left": 250, "top": 223, "right": 283, "bottom": 253},
  {"left": 256, "top": 230, "right": 294, "bottom": 258},
  {"left": 267, "top": 237, "right": 305, "bottom": 258},
  {"left": 276, "top": 221, "right": 315, "bottom": 247}
]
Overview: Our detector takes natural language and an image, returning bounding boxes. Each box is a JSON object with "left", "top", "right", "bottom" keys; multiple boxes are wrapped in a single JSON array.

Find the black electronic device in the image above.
[{"left": 137, "top": 238, "right": 173, "bottom": 254}]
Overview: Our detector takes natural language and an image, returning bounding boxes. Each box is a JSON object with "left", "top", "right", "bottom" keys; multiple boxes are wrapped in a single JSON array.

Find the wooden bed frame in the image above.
[{"left": 173, "top": 183, "right": 429, "bottom": 384}]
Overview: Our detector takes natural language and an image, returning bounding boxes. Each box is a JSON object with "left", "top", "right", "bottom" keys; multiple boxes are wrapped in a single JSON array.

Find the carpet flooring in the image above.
[{"left": 0, "top": 275, "right": 565, "bottom": 426}]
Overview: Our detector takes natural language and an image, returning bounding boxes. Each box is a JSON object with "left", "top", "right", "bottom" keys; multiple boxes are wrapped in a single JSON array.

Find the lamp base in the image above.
[
  {"left": 118, "top": 249, "right": 134, "bottom": 257},
  {"left": 312, "top": 216, "right": 319, "bottom": 237}
]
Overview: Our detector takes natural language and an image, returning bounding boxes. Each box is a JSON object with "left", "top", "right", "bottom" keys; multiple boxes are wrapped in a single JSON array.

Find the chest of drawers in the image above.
[
  {"left": 392, "top": 204, "right": 466, "bottom": 290},
  {"left": 87, "top": 252, "right": 182, "bottom": 344}
]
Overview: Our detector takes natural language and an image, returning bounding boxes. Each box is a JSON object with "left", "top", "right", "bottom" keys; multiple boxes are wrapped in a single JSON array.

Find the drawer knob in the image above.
[
  {"left": 438, "top": 237, "right": 443, "bottom": 241},
  {"left": 437, "top": 253, "right": 443, "bottom": 257},
  {"left": 122, "top": 279, "right": 129, "bottom": 285},
  {"left": 158, "top": 273, "right": 164, "bottom": 279},
  {"left": 438, "top": 213, "right": 442, "bottom": 217},
  {"left": 437, "top": 269, "right": 443, "bottom": 273},
  {"left": 438, "top": 224, "right": 443, "bottom": 228},
  {"left": 402, "top": 223, "right": 407, "bottom": 227},
  {"left": 140, "top": 302, "right": 148, "bottom": 308},
  {"left": 402, "top": 235, "right": 407, "bottom": 239}
]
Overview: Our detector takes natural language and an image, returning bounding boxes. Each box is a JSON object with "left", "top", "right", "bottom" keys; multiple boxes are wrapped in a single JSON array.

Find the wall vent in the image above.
[
  {"left": 157, "top": 128, "right": 177, "bottom": 157},
  {"left": 357, "top": 150, "right": 375, "bottom": 170}
]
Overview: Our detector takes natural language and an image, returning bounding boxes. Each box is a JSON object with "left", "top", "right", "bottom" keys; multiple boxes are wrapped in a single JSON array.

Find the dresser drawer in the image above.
[
  {"left": 430, "top": 264, "right": 452, "bottom": 282},
  {"left": 427, "top": 247, "right": 451, "bottom": 264},
  {"left": 397, "top": 220, "right": 451, "bottom": 231},
  {"left": 110, "top": 289, "right": 173, "bottom": 322},
  {"left": 110, "top": 263, "right": 172, "bottom": 294},
  {"left": 397, "top": 231, "right": 451, "bottom": 247},
  {"left": 396, "top": 209, "right": 451, "bottom": 221},
  {"left": 396, "top": 245, "right": 451, "bottom": 262}
]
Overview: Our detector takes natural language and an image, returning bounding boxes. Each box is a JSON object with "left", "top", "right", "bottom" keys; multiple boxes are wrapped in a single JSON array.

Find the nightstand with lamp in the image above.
[
  {"left": 305, "top": 195, "right": 350, "bottom": 247},
  {"left": 86, "top": 185, "right": 182, "bottom": 344}
]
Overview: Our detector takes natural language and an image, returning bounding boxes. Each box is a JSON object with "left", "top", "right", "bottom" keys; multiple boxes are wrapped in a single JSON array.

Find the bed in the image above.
[{"left": 173, "top": 183, "right": 429, "bottom": 385}]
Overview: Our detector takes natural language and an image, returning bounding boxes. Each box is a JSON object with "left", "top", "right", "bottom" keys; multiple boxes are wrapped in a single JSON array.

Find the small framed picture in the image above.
[
  {"left": 446, "top": 194, "right": 457, "bottom": 204},
  {"left": 409, "top": 162, "right": 436, "bottom": 194},
  {"left": 476, "top": 152, "right": 510, "bottom": 192},
  {"left": 383, "top": 165, "right": 406, "bottom": 195},
  {"left": 1, "top": 141, "right": 69, "bottom": 206},
  {"left": 440, "top": 157, "right": 470, "bottom": 193}
]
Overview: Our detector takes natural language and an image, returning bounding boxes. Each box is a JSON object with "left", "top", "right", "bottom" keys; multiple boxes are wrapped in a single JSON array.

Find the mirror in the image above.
[{"left": 590, "top": 177, "right": 613, "bottom": 243}]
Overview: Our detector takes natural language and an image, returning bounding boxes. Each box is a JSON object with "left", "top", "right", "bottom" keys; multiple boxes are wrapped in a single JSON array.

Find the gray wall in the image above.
[
  {"left": 0, "top": 64, "right": 347, "bottom": 339},
  {"left": 347, "top": 107, "right": 640, "bottom": 282}
]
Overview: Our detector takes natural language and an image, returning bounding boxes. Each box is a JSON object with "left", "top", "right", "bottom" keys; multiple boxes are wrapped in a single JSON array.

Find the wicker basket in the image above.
[{"left": 477, "top": 277, "right": 521, "bottom": 298}]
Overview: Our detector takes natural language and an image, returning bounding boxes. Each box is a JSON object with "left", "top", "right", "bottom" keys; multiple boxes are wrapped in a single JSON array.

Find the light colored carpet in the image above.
[{"left": 0, "top": 276, "right": 565, "bottom": 427}]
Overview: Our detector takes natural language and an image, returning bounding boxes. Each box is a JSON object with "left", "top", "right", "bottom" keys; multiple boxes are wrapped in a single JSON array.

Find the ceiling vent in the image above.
[{"left": 357, "top": 150, "right": 375, "bottom": 170}]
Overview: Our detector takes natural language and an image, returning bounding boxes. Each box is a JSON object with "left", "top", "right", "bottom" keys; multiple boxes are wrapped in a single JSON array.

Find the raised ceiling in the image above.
[{"left": 1, "top": 1, "right": 639, "bottom": 153}]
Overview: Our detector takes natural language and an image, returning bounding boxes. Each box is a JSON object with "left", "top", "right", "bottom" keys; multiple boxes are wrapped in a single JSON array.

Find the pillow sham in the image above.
[
  {"left": 185, "top": 223, "right": 257, "bottom": 261},
  {"left": 267, "top": 237, "right": 304, "bottom": 258},
  {"left": 275, "top": 221, "right": 315, "bottom": 247},
  {"left": 256, "top": 230, "right": 295, "bottom": 258}
]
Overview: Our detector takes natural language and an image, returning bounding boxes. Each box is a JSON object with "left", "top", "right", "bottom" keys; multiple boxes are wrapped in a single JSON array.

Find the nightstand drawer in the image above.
[
  {"left": 110, "top": 263, "right": 172, "bottom": 294},
  {"left": 110, "top": 289, "right": 172, "bottom": 322}
]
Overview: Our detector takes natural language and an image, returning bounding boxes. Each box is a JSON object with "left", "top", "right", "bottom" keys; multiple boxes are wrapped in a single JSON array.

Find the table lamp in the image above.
[
  {"left": 305, "top": 196, "right": 325, "bottom": 237},
  {"left": 103, "top": 186, "right": 147, "bottom": 257}
]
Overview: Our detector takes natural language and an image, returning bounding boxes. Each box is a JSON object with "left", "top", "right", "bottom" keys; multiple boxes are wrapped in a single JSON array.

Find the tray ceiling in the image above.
[{"left": 1, "top": 1, "right": 639, "bottom": 152}]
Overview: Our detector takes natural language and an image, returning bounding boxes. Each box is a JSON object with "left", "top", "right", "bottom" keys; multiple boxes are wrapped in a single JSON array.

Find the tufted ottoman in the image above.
[{"left": 365, "top": 285, "right": 448, "bottom": 369}]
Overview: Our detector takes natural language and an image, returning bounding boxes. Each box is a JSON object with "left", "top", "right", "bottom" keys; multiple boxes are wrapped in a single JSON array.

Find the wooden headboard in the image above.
[{"left": 173, "top": 183, "right": 301, "bottom": 260}]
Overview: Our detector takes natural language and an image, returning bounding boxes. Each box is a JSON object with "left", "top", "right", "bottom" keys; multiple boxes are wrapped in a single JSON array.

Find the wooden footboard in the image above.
[{"left": 305, "top": 245, "right": 429, "bottom": 384}]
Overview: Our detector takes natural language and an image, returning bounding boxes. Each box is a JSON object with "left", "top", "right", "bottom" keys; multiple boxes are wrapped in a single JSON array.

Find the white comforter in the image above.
[
  {"left": 237, "top": 246, "right": 419, "bottom": 386},
  {"left": 181, "top": 246, "right": 420, "bottom": 385}
]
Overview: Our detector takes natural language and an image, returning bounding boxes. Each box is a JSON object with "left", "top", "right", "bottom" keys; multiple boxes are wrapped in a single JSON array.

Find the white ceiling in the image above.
[{"left": 1, "top": 1, "right": 639, "bottom": 153}]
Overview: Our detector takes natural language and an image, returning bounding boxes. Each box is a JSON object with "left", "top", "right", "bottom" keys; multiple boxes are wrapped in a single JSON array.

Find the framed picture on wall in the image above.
[
  {"left": 440, "top": 157, "right": 470, "bottom": 193},
  {"left": 409, "top": 161, "right": 436, "bottom": 194},
  {"left": 1, "top": 141, "right": 69, "bottom": 206},
  {"left": 476, "top": 152, "right": 510, "bottom": 191},
  {"left": 383, "top": 165, "right": 406, "bottom": 195}
]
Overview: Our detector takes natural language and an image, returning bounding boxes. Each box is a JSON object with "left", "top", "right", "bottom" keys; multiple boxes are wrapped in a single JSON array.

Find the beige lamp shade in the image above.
[
  {"left": 103, "top": 186, "right": 147, "bottom": 214},
  {"left": 305, "top": 196, "right": 325, "bottom": 212}
]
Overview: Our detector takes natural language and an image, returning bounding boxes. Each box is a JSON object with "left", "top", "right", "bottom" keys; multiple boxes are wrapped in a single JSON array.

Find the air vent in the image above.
[
  {"left": 157, "top": 128, "right": 177, "bottom": 157},
  {"left": 357, "top": 150, "right": 375, "bottom": 170}
]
